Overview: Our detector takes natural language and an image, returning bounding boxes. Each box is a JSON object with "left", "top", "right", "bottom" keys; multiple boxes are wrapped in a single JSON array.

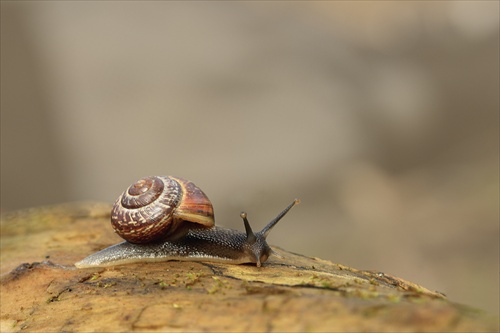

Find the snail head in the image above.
[{"left": 240, "top": 199, "right": 300, "bottom": 267}]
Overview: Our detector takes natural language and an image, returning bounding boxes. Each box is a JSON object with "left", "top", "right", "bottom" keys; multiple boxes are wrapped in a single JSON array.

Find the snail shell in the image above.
[{"left": 111, "top": 176, "right": 214, "bottom": 243}]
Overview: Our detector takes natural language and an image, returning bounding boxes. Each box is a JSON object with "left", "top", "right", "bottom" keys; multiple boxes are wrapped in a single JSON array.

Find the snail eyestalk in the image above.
[
  {"left": 240, "top": 212, "right": 256, "bottom": 243},
  {"left": 260, "top": 199, "right": 300, "bottom": 238}
]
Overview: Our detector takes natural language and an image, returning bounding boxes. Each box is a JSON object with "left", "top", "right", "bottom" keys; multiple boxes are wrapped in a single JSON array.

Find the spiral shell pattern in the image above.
[{"left": 111, "top": 176, "right": 214, "bottom": 244}]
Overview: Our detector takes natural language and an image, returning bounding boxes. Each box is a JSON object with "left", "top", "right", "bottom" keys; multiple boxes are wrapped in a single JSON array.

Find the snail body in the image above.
[{"left": 75, "top": 176, "right": 299, "bottom": 268}]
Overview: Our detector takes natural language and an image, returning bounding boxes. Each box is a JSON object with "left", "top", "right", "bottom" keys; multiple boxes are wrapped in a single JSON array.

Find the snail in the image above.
[{"left": 75, "top": 176, "right": 299, "bottom": 268}]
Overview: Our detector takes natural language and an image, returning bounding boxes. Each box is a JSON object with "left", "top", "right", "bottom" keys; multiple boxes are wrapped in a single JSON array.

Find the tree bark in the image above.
[{"left": 1, "top": 203, "right": 497, "bottom": 332}]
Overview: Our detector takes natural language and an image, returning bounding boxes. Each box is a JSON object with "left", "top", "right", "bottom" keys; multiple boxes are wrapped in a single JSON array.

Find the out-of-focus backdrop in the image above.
[{"left": 1, "top": 2, "right": 498, "bottom": 315}]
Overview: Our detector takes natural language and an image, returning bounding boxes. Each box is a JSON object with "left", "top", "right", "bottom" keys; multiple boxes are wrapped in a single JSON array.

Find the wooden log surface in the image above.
[{"left": 1, "top": 203, "right": 497, "bottom": 332}]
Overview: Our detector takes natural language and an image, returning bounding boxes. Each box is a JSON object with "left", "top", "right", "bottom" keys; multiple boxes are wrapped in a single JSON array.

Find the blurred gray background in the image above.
[{"left": 1, "top": 2, "right": 498, "bottom": 315}]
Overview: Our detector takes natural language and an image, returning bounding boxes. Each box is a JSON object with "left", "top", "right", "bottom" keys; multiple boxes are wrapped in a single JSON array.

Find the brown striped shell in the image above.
[{"left": 111, "top": 176, "right": 215, "bottom": 244}]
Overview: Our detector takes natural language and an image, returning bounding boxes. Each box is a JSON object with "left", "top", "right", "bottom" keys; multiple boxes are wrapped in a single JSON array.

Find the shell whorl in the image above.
[{"left": 111, "top": 176, "right": 214, "bottom": 244}]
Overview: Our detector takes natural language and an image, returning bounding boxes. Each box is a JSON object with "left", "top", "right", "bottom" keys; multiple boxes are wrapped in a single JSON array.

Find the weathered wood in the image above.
[{"left": 1, "top": 203, "right": 497, "bottom": 332}]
